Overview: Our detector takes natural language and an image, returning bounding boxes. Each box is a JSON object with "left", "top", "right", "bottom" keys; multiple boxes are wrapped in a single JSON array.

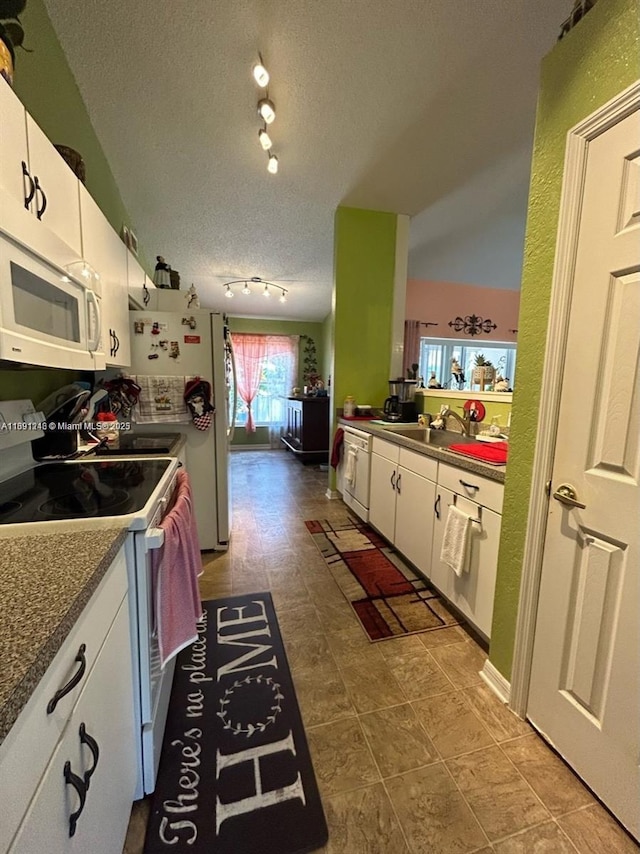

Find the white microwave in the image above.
[{"left": 0, "top": 230, "right": 103, "bottom": 370}]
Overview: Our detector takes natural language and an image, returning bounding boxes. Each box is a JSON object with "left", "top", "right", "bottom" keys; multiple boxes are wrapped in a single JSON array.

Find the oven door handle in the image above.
[{"left": 145, "top": 496, "right": 168, "bottom": 551}]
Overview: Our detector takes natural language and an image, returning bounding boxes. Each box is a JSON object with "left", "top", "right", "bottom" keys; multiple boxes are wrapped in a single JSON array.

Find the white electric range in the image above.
[{"left": 0, "top": 400, "right": 181, "bottom": 798}]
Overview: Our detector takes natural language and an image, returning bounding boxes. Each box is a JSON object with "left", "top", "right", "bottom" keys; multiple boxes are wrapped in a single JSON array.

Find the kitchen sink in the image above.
[{"left": 382, "top": 427, "right": 478, "bottom": 447}]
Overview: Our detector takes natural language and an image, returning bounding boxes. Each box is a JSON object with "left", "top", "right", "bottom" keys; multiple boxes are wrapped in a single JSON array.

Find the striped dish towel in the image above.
[{"left": 131, "top": 375, "right": 191, "bottom": 423}]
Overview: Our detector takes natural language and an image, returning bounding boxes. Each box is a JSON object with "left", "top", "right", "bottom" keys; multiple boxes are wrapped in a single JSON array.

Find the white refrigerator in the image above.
[{"left": 128, "top": 309, "right": 233, "bottom": 550}]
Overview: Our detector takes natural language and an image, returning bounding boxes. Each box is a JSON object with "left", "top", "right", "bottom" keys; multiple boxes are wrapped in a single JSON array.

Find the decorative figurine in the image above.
[
  {"left": 451, "top": 358, "right": 465, "bottom": 389},
  {"left": 153, "top": 256, "right": 172, "bottom": 288},
  {"left": 494, "top": 374, "right": 511, "bottom": 392},
  {"left": 186, "top": 284, "right": 200, "bottom": 309},
  {"left": 427, "top": 372, "right": 441, "bottom": 389}
]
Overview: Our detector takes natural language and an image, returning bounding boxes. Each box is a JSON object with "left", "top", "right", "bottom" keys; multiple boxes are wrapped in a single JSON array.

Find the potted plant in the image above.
[
  {"left": 472, "top": 353, "right": 495, "bottom": 389},
  {"left": 0, "top": 1, "right": 27, "bottom": 85}
]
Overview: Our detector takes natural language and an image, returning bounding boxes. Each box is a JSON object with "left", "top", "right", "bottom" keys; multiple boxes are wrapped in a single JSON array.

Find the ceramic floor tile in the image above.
[
  {"left": 306, "top": 717, "right": 380, "bottom": 797},
  {"left": 321, "top": 783, "right": 410, "bottom": 853},
  {"left": 447, "top": 745, "right": 550, "bottom": 840},
  {"left": 122, "top": 798, "right": 150, "bottom": 854},
  {"left": 463, "top": 683, "right": 531, "bottom": 742},
  {"left": 557, "top": 804, "right": 640, "bottom": 853},
  {"left": 493, "top": 821, "right": 577, "bottom": 853},
  {"left": 274, "top": 601, "right": 325, "bottom": 638},
  {"left": 284, "top": 631, "right": 337, "bottom": 673},
  {"left": 377, "top": 633, "right": 426, "bottom": 659},
  {"left": 359, "top": 703, "right": 438, "bottom": 777},
  {"left": 270, "top": 583, "right": 312, "bottom": 611},
  {"left": 385, "top": 648, "right": 456, "bottom": 701},
  {"left": 325, "top": 627, "right": 386, "bottom": 668},
  {"left": 292, "top": 663, "right": 355, "bottom": 727},
  {"left": 385, "top": 762, "right": 488, "bottom": 854},
  {"left": 339, "top": 658, "right": 406, "bottom": 713},
  {"left": 315, "top": 599, "right": 360, "bottom": 634},
  {"left": 429, "top": 640, "right": 487, "bottom": 689},
  {"left": 412, "top": 691, "right": 494, "bottom": 758},
  {"left": 501, "top": 734, "right": 595, "bottom": 817},
  {"left": 418, "top": 625, "right": 471, "bottom": 648}
]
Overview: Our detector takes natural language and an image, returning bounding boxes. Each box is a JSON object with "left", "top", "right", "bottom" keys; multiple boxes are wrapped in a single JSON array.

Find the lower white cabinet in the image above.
[
  {"left": 430, "top": 487, "right": 502, "bottom": 638},
  {"left": 367, "top": 436, "right": 504, "bottom": 640},
  {"left": 10, "top": 596, "right": 136, "bottom": 853},
  {"left": 369, "top": 440, "right": 437, "bottom": 578},
  {"left": 0, "top": 546, "right": 137, "bottom": 854}
]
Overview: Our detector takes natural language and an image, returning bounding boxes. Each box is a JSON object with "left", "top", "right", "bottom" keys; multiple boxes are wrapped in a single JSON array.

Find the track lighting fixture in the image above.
[
  {"left": 267, "top": 153, "right": 278, "bottom": 174},
  {"left": 257, "top": 98, "right": 276, "bottom": 124},
  {"left": 258, "top": 128, "right": 272, "bottom": 150},
  {"left": 252, "top": 59, "right": 269, "bottom": 87},
  {"left": 220, "top": 278, "right": 289, "bottom": 302}
]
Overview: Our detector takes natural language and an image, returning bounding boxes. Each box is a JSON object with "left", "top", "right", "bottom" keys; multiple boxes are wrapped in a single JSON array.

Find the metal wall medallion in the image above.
[{"left": 448, "top": 315, "right": 497, "bottom": 336}]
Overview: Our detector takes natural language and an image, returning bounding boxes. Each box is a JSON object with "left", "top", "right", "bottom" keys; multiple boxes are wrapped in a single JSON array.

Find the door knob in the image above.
[{"left": 552, "top": 483, "right": 586, "bottom": 509}]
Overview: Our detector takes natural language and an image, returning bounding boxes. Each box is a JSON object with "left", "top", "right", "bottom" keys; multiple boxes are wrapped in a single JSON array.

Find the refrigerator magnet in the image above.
[
  {"left": 169, "top": 341, "right": 180, "bottom": 359},
  {"left": 184, "top": 335, "right": 201, "bottom": 344}
]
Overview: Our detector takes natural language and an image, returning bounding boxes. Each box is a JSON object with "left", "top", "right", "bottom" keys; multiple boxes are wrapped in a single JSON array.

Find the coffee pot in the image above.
[{"left": 383, "top": 394, "right": 401, "bottom": 421}]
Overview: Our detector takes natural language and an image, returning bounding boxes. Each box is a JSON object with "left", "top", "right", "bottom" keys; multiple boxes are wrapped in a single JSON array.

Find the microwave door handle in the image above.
[{"left": 86, "top": 290, "right": 101, "bottom": 352}]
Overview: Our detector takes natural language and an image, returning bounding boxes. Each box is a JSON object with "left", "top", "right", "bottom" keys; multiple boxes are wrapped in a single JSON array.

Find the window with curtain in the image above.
[
  {"left": 419, "top": 338, "right": 517, "bottom": 389},
  {"left": 231, "top": 334, "right": 299, "bottom": 441}
]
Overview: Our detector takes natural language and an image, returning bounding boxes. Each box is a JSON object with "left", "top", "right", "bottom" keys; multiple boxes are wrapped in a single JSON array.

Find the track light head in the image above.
[
  {"left": 267, "top": 153, "right": 278, "bottom": 174},
  {"left": 258, "top": 98, "right": 276, "bottom": 124}
]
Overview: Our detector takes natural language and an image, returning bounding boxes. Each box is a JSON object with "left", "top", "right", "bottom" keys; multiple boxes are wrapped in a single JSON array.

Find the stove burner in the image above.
[
  {"left": 0, "top": 500, "right": 22, "bottom": 518},
  {"left": 39, "top": 488, "right": 132, "bottom": 519}
]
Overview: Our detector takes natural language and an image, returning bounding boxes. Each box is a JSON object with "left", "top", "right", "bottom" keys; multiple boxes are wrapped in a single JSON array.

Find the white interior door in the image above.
[{"left": 528, "top": 101, "right": 640, "bottom": 837}]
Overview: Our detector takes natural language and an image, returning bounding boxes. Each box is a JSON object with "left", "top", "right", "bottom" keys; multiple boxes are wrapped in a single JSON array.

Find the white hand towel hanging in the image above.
[
  {"left": 441, "top": 504, "right": 472, "bottom": 577},
  {"left": 345, "top": 445, "right": 358, "bottom": 487}
]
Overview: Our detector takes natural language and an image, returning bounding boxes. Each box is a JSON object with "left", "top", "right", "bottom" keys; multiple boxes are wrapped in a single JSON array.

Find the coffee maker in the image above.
[{"left": 383, "top": 380, "right": 418, "bottom": 422}]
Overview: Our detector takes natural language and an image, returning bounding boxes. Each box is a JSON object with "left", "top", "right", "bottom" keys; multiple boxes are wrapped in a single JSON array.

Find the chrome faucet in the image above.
[{"left": 442, "top": 407, "right": 473, "bottom": 436}]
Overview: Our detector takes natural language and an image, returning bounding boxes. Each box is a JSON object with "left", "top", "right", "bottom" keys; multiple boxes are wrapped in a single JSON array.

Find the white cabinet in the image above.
[
  {"left": 79, "top": 185, "right": 130, "bottom": 367},
  {"left": 368, "top": 435, "right": 505, "bottom": 640},
  {"left": 0, "top": 546, "right": 137, "bottom": 854},
  {"left": 431, "top": 487, "right": 502, "bottom": 638},
  {"left": 369, "top": 439, "right": 437, "bottom": 577},
  {"left": 0, "top": 82, "right": 82, "bottom": 255}
]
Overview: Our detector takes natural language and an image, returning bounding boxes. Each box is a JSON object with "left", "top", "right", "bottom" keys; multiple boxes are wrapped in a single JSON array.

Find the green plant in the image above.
[
  {"left": 300, "top": 335, "right": 320, "bottom": 385},
  {"left": 474, "top": 353, "right": 493, "bottom": 368}
]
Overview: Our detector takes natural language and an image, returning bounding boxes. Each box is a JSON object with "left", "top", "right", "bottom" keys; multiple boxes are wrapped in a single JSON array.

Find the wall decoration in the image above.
[
  {"left": 448, "top": 314, "right": 497, "bottom": 336},
  {"left": 300, "top": 335, "right": 319, "bottom": 386}
]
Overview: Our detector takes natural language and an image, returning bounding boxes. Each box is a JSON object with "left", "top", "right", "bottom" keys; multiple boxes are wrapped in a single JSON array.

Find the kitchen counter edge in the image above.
[
  {"left": 0, "top": 526, "right": 128, "bottom": 745},
  {"left": 338, "top": 419, "right": 506, "bottom": 484}
]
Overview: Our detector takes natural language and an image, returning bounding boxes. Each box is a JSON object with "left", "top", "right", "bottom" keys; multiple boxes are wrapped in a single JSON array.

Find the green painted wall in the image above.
[
  {"left": 333, "top": 207, "right": 399, "bottom": 410},
  {"left": 490, "top": 0, "right": 640, "bottom": 680},
  {"left": 11, "top": 0, "right": 146, "bottom": 269},
  {"left": 321, "top": 312, "right": 333, "bottom": 394},
  {"left": 0, "top": 368, "right": 85, "bottom": 404},
  {"left": 227, "top": 317, "right": 325, "bottom": 447}
]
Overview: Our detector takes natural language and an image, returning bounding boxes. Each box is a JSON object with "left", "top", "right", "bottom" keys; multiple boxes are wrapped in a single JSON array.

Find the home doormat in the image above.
[
  {"left": 305, "top": 517, "right": 461, "bottom": 642},
  {"left": 144, "top": 594, "right": 328, "bottom": 854}
]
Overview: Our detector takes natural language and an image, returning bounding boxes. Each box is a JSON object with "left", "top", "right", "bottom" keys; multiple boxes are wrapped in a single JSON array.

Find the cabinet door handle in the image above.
[
  {"left": 390, "top": 471, "right": 396, "bottom": 490},
  {"left": 79, "top": 723, "right": 100, "bottom": 789},
  {"left": 47, "top": 643, "right": 87, "bottom": 714},
  {"left": 396, "top": 472, "right": 402, "bottom": 494},
  {"left": 22, "top": 161, "right": 35, "bottom": 208},
  {"left": 459, "top": 479, "right": 479, "bottom": 493},
  {"left": 434, "top": 493, "right": 441, "bottom": 519},
  {"left": 34, "top": 176, "right": 48, "bottom": 219},
  {"left": 109, "top": 329, "right": 115, "bottom": 357},
  {"left": 113, "top": 330, "right": 120, "bottom": 356},
  {"left": 63, "top": 761, "right": 87, "bottom": 837}
]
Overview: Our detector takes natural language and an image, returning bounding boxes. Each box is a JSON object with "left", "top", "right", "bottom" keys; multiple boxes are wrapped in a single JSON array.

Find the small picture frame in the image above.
[{"left": 121, "top": 225, "right": 139, "bottom": 256}]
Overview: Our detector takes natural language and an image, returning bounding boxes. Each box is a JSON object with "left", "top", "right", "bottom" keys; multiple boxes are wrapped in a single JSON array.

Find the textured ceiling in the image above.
[{"left": 43, "top": 0, "right": 572, "bottom": 320}]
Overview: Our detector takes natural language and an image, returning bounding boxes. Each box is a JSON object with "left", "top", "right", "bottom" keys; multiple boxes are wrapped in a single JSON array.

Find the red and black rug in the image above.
[{"left": 305, "top": 517, "right": 460, "bottom": 642}]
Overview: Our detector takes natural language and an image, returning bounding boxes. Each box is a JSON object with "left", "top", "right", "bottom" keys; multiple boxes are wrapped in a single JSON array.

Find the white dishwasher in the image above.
[{"left": 340, "top": 425, "right": 373, "bottom": 522}]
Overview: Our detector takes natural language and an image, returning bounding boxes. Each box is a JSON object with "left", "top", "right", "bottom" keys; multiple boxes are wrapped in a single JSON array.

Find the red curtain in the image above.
[{"left": 233, "top": 334, "right": 267, "bottom": 432}]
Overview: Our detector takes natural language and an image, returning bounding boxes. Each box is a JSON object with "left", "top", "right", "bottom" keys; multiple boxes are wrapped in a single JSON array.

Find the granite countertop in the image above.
[
  {"left": 0, "top": 526, "right": 128, "bottom": 745},
  {"left": 338, "top": 419, "right": 506, "bottom": 484}
]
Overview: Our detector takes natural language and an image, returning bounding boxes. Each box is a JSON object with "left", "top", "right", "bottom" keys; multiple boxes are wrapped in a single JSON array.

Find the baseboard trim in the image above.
[
  {"left": 480, "top": 660, "right": 511, "bottom": 705},
  {"left": 230, "top": 444, "right": 272, "bottom": 451},
  {"left": 325, "top": 488, "right": 340, "bottom": 500}
]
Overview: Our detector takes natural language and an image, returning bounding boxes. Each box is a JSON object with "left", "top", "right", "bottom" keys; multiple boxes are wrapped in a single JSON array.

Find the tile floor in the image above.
[{"left": 124, "top": 450, "right": 639, "bottom": 854}]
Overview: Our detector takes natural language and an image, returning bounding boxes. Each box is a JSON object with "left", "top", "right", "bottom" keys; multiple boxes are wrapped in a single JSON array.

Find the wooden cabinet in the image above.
[
  {"left": 79, "top": 185, "right": 130, "bottom": 367},
  {"left": 0, "top": 546, "right": 137, "bottom": 854},
  {"left": 0, "top": 82, "right": 82, "bottom": 255},
  {"left": 282, "top": 397, "right": 329, "bottom": 462}
]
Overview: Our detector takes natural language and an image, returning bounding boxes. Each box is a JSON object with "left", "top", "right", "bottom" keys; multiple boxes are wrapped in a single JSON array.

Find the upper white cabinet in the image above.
[
  {"left": 0, "top": 81, "right": 82, "bottom": 255},
  {"left": 79, "top": 186, "right": 130, "bottom": 367}
]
